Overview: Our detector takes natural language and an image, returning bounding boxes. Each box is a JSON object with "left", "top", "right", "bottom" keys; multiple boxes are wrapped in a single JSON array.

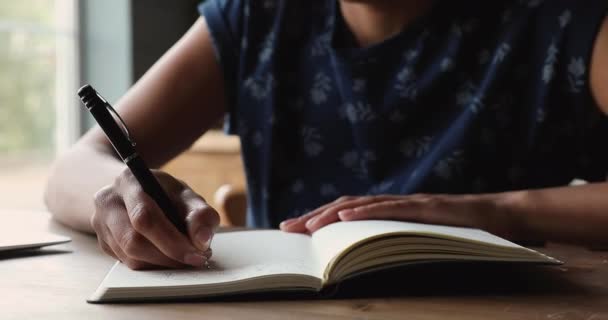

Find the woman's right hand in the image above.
[{"left": 91, "top": 168, "right": 220, "bottom": 270}]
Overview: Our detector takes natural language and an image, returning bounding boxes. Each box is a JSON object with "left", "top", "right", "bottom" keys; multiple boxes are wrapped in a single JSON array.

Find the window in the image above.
[{"left": 0, "top": 1, "right": 79, "bottom": 210}]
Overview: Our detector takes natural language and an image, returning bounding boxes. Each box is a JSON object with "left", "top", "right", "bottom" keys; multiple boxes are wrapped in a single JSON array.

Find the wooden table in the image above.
[{"left": 2, "top": 210, "right": 608, "bottom": 320}]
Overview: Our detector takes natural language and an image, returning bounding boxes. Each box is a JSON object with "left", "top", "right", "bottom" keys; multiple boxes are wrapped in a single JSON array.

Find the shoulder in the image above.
[
  {"left": 199, "top": 0, "right": 328, "bottom": 42},
  {"left": 591, "top": 14, "right": 608, "bottom": 115}
]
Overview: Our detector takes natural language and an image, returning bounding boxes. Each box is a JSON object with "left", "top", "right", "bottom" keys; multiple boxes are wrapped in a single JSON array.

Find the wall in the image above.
[
  {"left": 79, "top": 0, "right": 133, "bottom": 106},
  {"left": 131, "top": 0, "right": 201, "bottom": 81},
  {"left": 79, "top": 0, "right": 200, "bottom": 129}
]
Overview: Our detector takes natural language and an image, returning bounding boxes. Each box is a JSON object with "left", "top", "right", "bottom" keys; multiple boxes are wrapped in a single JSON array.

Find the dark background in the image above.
[{"left": 131, "top": 0, "right": 201, "bottom": 80}]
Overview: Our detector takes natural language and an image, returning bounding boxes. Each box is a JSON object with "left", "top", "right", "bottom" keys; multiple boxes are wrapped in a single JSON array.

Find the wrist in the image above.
[{"left": 487, "top": 190, "right": 531, "bottom": 241}]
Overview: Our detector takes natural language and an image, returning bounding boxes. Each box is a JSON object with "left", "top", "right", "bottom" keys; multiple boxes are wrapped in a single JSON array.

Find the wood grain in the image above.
[{"left": 1, "top": 210, "right": 607, "bottom": 320}]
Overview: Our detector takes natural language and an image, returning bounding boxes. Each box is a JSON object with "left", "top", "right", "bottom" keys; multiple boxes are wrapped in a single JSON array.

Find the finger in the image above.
[
  {"left": 305, "top": 195, "right": 403, "bottom": 233},
  {"left": 91, "top": 195, "right": 120, "bottom": 261},
  {"left": 151, "top": 170, "right": 189, "bottom": 196},
  {"left": 97, "top": 237, "right": 119, "bottom": 260},
  {"left": 203, "top": 248, "right": 213, "bottom": 259},
  {"left": 121, "top": 189, "right": 207, "bottom": 267},
  {"left": 279, "top": 217, "right": 310, "bottom": 233},
  {"left": 92, "top": 213, "right": 117, "bottom": 260},
  {"left": 337, "top": 200, "right": 419, "bottom": 221},
  {"left": 102, "top": 225, "right": 151, "bottom": 269},
  {"left": 140, "top": 173, "right": 219, "bottom": 252},
  {"left": 179, "top": 188, "right": 220, "bottom": 251},
  {"left": 339, "top": 196, "right": 473, "bottom": 228},
  {"left": 304, "top": 209, "right": 340, "bottom": 233},
  {"left": 103, "top": 228, "right": 156, "bottom": 270},
  {"left": 102, "top": 205, "right": 188, "bottom": 268},
  {"left": 280, "top": 195, "right": 361, "bottom": 232},
  {"left": 279, "top": 217, "right": 298, "bottom": 230},
  {"left": 108, "top": 226, "right": 186, "bottom": 269}
]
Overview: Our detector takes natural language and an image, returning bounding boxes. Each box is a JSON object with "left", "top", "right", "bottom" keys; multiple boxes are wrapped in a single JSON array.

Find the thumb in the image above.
[{"left": 180, "top": 189, "right": 220, "bottom": 252}]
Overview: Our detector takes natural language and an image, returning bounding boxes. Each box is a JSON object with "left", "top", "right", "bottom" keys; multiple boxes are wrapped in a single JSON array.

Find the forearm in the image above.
[
  {"left": 498, "top": 182, "right": 608, "bottom": 248},
  {"left": 45, "top": 141, "right": 124, "bottom": 234},
  {"left": 45, "top": 17, "right": 226, "bottom": 234}
]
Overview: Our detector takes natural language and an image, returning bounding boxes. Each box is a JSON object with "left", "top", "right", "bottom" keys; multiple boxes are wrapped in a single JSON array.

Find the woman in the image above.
[{"left": 46, "top": 0, "right": 608, "bottom": 270}]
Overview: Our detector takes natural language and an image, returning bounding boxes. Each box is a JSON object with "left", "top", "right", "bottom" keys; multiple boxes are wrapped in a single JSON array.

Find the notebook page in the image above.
[
  {"left": 101, "top": 230, "right": 316, "bottom": 288},
  {"left": 311, "top": 220, "right": 524, "bottom": 273}
]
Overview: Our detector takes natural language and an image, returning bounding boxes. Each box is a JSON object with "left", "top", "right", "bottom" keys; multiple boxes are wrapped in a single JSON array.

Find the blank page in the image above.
[{"left": 311, "top": 220, "right": 527, "bottom": 272}]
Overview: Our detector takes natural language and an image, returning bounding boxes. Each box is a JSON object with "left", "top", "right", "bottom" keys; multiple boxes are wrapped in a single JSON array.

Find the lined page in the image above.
[{"left": 101, "top": 230, "right": 316, "bottom": 288}]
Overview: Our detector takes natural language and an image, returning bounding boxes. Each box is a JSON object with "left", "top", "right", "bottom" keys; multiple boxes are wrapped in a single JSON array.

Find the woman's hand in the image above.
[
  {"left": 280, "top": 193, "right": 518, "bottom": 239},
  {"left": 91, "top": 168, "right": 220, "bottom": 270}
]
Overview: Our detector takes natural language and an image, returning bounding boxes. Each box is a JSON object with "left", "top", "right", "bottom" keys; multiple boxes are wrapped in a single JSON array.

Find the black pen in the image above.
[{"left": 77, "top": 84, "right": 187, "bottom": 234}]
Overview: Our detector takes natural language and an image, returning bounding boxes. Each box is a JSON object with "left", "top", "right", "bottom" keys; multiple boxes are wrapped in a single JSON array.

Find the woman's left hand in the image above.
[{"left": 279, "top": 193, "right": 518, "bottom": 239}]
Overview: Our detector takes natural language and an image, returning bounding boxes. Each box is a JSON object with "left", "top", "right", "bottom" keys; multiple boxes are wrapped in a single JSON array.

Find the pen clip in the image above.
[{"left": 97, "top": 93, "right": 136, "bottom": 147}]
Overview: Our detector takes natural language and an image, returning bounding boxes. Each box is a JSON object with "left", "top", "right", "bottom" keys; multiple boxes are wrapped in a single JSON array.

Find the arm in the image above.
[
  {"left": 510, "top": 13, "right": 608, "bottom": 247},
  {"left": 45, "top": 17, "right": 225, "bottom": 233},
  {"left": 280, "top": 183, "right": 608, "bottom": 248},
  {"left": 45, "top": 18, "right": 226, "bottom": 269},
  {"left": 591, "top": 13, "right": 608, "bottom": 116},
  {"left": 492, "top": 14, "right": 608, "bottom": 247},
  {"left": 281, "top": 16, "right": 608, "bottom": 248}
]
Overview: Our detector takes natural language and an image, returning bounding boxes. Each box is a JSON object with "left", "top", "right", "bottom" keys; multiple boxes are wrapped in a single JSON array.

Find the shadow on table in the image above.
[
  {"left": 329, "top": 262, "right": 583, "bottom": 298},
  {"left": 0, "top": 248, "right": 72, "bottom": 260},
  {"left": 144, "top": 262, "right": 586, "bottom": 304}
]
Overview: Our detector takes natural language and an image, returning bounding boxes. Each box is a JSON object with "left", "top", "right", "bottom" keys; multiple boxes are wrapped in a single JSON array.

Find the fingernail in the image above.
[
  {"left": 306, "top": 217, "right": 319, "bottom": 228},
  {"left": 280, "top": 219, "right": 297, "bottom": 228},
  {"left": 338, "top": 209, "right": 354, "bottom": 219},
  {"left": 203, "top": 248, "right": 213, "bottom": 259},
  {"left": 184, "top": 252, "right": 206, "bottom": 267},
  {"left": 196, "top": 226, "right": 213, "bottom": 250},
  {"left": 205, "top": 234, "right": 214, "bottom": 251}
]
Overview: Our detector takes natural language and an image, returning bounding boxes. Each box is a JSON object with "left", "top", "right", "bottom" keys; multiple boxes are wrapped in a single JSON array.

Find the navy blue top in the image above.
[{"left": 199, "top": 0, "right": 608, "bottom": 228}]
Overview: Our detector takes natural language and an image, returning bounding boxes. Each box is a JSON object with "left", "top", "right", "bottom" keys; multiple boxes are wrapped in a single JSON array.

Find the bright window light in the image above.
[{"left": 0, "top": 0, "right": 79, "bottom": 210}]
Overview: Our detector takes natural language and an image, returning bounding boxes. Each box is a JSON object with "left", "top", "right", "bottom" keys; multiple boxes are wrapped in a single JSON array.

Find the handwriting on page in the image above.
[
  {"left": 111, "top": 258, "right": 314, "bottom": 287},
  {"left": 156, "top": 261, "right": 225, "bottom": 280},
  {"left": 104, "top": 230, "right": 318, "bottom": 288}
]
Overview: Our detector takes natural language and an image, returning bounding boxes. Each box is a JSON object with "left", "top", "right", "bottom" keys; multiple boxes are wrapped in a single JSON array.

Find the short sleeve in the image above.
[
  {"left": 560, "top": 1, "right": 608, "bottom": 181},
  {"left": 557, "top": 0, "right": 608, "bottom": 102},
  {"left": 532, "top": 1, "right": 608, "bottom": 182},
  {"left": 199, "top": 0, "right": 246, "bottom": 134}
]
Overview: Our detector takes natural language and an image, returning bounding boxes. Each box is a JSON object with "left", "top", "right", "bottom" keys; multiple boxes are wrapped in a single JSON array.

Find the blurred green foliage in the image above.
[{"left": 0, "top": 1, "right": 57, "bottom": 157}]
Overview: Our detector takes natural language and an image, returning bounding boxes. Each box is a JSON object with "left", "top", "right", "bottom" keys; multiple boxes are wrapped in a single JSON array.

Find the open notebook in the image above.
[{"left": 89, "top": 220, "right": 560, "bottom": 303}]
